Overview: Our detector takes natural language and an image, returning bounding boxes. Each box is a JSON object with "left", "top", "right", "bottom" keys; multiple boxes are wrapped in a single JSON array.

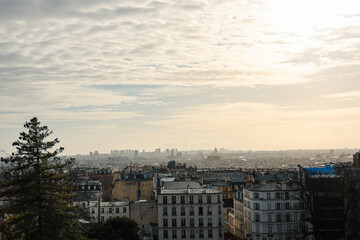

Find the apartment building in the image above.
[
  {"left": 158, "top": 181, "right": 224, "bottom": 240},
  {"left": 242, "top": 182, "right": 307, "bottom": 240},
  {"left": 89, "top": 201, "right": 129, "bottom": 222}
]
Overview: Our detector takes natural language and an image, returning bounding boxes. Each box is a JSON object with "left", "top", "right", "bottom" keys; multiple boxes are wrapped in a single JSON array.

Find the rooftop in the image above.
[
  {"left": 89, "top": 201, "right": 129, "bottom": 207},
  {"left": 304, "top": 165, "right": 335, "bottom": 175},
  {"left": 245, "top": 182, "right": 297, "bottom": 192},
  {"left": 160, "top": 181, "right": 220, "bottom": 194}
]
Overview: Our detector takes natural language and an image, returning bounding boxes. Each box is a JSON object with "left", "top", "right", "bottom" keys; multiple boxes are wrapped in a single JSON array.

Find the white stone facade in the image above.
[
  {"left": 242, "top": 183, "right": 309, "bottom": 240},
  {"left": 158, "top": 181, "right": 224, "bottom": 240},
  {"left": 89, "top": 201, "right": 129, "bottom": 222}
]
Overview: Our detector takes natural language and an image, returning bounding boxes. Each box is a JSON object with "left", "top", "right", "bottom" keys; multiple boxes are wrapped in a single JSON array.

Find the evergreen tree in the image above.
[{"left": 0, "top": 117, "right": 85, "bottom": 240}]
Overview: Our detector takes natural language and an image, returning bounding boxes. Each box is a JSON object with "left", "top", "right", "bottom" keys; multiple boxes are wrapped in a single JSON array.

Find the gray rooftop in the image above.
[
  {"left": 161, "top": 181, "right": 220, "bottom": 194},
  {"left": 228, "top": 173, "right": 246, "bottom": 183},
  {"left": 245, "top": 182, "right": 297, "bottom": 192},
  {"left": 89, "top": 201, "right": 129, "bottom": 207},
  {"left": 163, "top": 181, "right": 201, "bottom": 189}
]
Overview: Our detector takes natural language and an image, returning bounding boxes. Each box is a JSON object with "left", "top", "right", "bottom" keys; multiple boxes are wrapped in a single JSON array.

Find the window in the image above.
[
  {"left": 218, "top": 195, "right": 221, "bottom": 203},
  {"left": 172, "top": 230, "right": 177, "bottom": 238},
  {"left": 268, "top": 225, "right": 273, "bottom": 233},
  {"left": 163, "top": 207, "right": 168, "bottom": 216},
  {"left": 218, "top": 205, "right": 222, "bottom": 214},
  {"left": 172, "top": 207, "right": 176, "bottom": 216},
  {"left": 91, "top": 208, "right": 95, "bottom": 214},
  {"left": 208, "top": 229, "right": 213, "bottom": 238},
  {"left": 219, "top": 229, "right": 222, "bottom": 237},
  {"left": 285, "top": 202, "right": 290, "bottom": 209},
  {"left": 163, "top": 219, "right": 168, "bottom": 227},
  {"left": 276, "top": 203, "right": 281, "bottom": 210},
  {"left": 293, "top": 202, "right": 299, "bottom": 209},
  {"left": 190, "top": 218, "right": 194, "bottom": 227},
  {"left": 163, "top": 196, "right": 167, "bottom": 204},
  {"left": 199, "top": 218, "right": 203, "bottom": 226},
  {"left": 276, "top": 192, "right": 282, "bottom": 199},
  {"left": 181, "top": 207, "right": 185, "bottom": 216},
  {"left": 181, "top": 195, "right": 185, "bottom": 203},
  {"left": 278, "top": 224, "right": 282, "bottom": 233},
  {"left": 253, "top": 192, "right": 259, "bottom": 199},
  {"left": 199, "top": 207, "right": 203, "bottom": 215},
  {"left": 267, "top": 193, "right": 271, "bottom": 199},
  {"left": 172, "top": 219, "right": 177, "bottom": 227},
  {"left": 109, "top": 208, "right": 112, "bottom": 213},
  {"left": 207, "top": 195, "right": 212, "bottom": 203},
  {"left": 181, "top": 218, "right": 186, "bottom": 227},
  {"left": 254, "top": 203, "right": 260, "bottom": 210},
  {"left": 101, "top": 216, "right": 104, "bottom": 222},
  {"left": 116, "top": 208, "right": 119, "bottom": 213},
  {"left": 199, "top": 229, "right": 204, "bottom": 238},
  {"left": 219, "top": 217, "right": 222, "bottom": 226},
  {"left": 164, "top": 230, "right": 168, "bottom": 239},
  {"left": 207, "top": 206, "right": 212, "bottom": 215},
  {"left": 286, "top": 214, "right": 291, "bottom": 222},
  {"left": 267, "top": 203, "right": 272, "bottom": 210},
  {"left": 254, "top": 213, "right": 260, "bottom": 222},
  {"left": 277, "top": 214, "right": 282, "bottom": 222},
  {"left": 123, "top": 207, "right": 127, "bottom": 213},
  {"left": 190, "top": 207, "right": 194, "bottom": 216},
  {"left": 181, "top": 230, "right": 186, "bottom": 239},
  {"left": 287, "top": 224, "right": 291, "bottom": 232},
  {"left": 267, "top": 214, "right": 273, "bottom": 222},
  {"left": 190, "top": 230, "right": 195, "bottom": 238},
  {"left": 255, "top": 224, "right": 260, "bottom": 233},
  {"left": 101, "top": 208, "right": 104, "bottom": 214},
  {"left": 172, "top": 196, "right": 176, "bottom": 204},
  {"left": 198, "top": 196, "right": 203, "bottom": 203},
  {"left": 190, "top": 196, "right": 194, "bottom": 203},
  {"left": 208, "top": 218, "right": 212, "bottom": 226}
]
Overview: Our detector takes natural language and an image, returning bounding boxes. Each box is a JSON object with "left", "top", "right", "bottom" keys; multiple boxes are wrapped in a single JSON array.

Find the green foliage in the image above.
[
  {"left": 86, "top": 216, "right": 140, "bottom": 240},
  {"left": 0, "top": 117, "right": 86, "bottom": 240}
]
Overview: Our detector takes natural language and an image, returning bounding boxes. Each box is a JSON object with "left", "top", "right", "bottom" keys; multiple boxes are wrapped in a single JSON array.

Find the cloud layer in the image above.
[{"left": 1, "top": 0, "right": 360, "bottom": 154}]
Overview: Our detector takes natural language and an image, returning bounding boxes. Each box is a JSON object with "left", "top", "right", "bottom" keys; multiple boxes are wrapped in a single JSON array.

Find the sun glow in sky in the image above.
[{"left": 1, "top": 0, "right": 360, "bottom": 154}]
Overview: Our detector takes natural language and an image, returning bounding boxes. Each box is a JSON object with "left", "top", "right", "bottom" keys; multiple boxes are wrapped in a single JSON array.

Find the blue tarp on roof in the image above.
[{"left": 304, "top": 165, "right": 334, "bottom": 175}]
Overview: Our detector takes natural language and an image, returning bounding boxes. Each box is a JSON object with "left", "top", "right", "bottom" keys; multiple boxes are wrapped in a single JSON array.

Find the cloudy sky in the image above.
[{"left": 1, "top": 0, "right": 360, "bottom": 155}]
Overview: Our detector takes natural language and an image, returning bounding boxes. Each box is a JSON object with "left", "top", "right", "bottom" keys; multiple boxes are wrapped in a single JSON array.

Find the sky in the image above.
[{"left": 1, "top": 0, "right": 360, "bottom": 155}]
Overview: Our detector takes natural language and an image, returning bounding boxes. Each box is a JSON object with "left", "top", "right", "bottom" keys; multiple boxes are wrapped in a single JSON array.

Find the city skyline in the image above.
[{"left": 1, "top": 0, "right": 360, "bottom": 155}]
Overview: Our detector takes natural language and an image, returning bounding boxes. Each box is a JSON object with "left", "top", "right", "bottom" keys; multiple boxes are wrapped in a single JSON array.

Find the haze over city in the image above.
[{"left": 1, "top": 0, "right": 360, "bottom": 155}]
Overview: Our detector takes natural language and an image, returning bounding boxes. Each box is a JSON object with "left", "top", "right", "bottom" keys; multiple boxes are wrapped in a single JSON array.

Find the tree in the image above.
[
  {"left": 86, "top": 216, "right": 140, "bottom": 240},
  {"left": 0, "top": 117, "right": 85, "bottom": 240}
]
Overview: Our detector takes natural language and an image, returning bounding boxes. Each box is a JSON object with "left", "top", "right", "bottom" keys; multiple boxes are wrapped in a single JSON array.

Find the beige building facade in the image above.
[
  {"left": 130, "top": 200, "right": 158, "bottom": 229},
  {"left": 112, "top": 179, "right": 153, "bottom": 201}
]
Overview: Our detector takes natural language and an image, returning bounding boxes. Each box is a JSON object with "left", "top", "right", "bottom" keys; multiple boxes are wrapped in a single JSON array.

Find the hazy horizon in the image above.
[{"left": 1, "top": 0, "right": 360, "bottom": 155}]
